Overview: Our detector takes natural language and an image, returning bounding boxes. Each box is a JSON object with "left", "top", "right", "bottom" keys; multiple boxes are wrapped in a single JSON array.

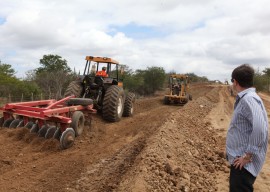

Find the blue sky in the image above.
[
  {"left": 0, "top": 0, "right": 270, "bottom": 81},
  {"left": 109, "top": 23, "right": 168, "bottom": 39},
  {"left": 0, "top": 17, "right": 6, "bottom": 24}
]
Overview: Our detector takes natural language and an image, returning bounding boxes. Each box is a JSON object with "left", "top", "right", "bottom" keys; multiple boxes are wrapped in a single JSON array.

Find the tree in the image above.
[
  {"left": 143, "top": 67, "right": 166, "bottom": 95},
  {"left": 0, "top": 60, "right": 16, "bottom": 77},
  {"left": 123, "top": 72, "right": 144, "bottom": 93},
  {"left": 262, "top": 68, "right": 270, "bottom": 77},
  {"left": 36, "top": 54, "right": 71, "bottom": 74},
  {"left": 35, "top": 70, "right": 75, "bottom": 99},
  {"left": 262, "top": 68, "right": 270, "bottom": 92},
  {"left": 186, "top": 73, "right": 208, "bottom": 82},
  {"left": 34, "top": 54, "right": 75, "bottom": 99},
  {"left": 0, "top": 62, "right": 41, "bottom": 100},
  {"left": 254, "top": 70, "right": 266, "bottom": 91},
  {"left": 24, "top": 70, "right": 36, "bottom": 81}
]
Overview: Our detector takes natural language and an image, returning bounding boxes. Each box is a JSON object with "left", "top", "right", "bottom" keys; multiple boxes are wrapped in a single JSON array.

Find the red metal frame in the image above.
[{"left": 0, "top": 96, "right": 96, "bottom": 132}]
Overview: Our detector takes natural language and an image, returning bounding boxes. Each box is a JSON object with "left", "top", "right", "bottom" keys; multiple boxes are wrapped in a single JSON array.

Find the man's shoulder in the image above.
[{"left": 242, "top": 90, "right": 263, "bottom": 108}]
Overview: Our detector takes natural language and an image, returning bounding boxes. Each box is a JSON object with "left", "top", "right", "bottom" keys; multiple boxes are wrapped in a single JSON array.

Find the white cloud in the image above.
[{"left": 0, "top": 0, "right": 270, "bottom": 81}]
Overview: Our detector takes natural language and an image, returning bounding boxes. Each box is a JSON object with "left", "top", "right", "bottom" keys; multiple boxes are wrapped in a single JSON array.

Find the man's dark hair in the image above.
[{"left": 231, "top": 64, "right": 254, "bottom": 88}]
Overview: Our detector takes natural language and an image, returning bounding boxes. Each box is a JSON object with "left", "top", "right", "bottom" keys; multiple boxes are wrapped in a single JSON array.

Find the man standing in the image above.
[{"left": 226, "top": 64, "right": 268, "bottom": 192}]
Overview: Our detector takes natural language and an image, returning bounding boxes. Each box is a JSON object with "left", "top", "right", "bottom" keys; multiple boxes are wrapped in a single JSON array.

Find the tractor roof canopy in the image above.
[{"left": 85, "top": 56, "right": 119, "bottom": 65}]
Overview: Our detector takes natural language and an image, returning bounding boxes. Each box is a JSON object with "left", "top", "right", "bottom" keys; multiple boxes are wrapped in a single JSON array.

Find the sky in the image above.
[{"left": 0, "top": 0, "right": 270, "bottom": 81}]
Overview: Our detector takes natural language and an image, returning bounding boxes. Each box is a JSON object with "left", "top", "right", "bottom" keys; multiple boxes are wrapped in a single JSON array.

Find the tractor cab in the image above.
[{"left": 80, "top": 56, "right": 122, "bottom": 89}]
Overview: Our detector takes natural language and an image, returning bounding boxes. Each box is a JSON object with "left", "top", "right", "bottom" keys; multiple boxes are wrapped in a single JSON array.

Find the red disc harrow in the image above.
[{"left": 0, "top": 96, "right": 96, "bottom": 149}]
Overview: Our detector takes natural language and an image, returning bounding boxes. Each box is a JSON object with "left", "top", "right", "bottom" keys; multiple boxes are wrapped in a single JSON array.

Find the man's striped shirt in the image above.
[{"left": 226, "top": 87, "right": 268, "bottom": 177}]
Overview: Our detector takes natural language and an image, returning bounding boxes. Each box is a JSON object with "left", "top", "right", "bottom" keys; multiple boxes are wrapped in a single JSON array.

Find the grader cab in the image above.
[{"left": 164, "top": 74, "right": 192, "bottom": 105}]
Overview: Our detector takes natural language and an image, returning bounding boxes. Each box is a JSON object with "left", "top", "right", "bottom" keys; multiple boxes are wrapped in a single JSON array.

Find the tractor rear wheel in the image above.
[
  {"left": 102, "top": 85, "right": 124, "bottom": 122},
  {"left": 123, "top": 92, "right": 135, "bottom": 117},
  {"left": 64, "top": 80, "right": 83, "bottom": 98}
]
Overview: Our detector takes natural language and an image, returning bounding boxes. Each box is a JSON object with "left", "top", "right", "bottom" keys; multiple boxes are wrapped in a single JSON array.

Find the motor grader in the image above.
[
  {"left": 163, "top": 74, "right": 192, "bottom": 105},
  {"left": 64, "top": 56, "right": 135, "bottom": 122}
]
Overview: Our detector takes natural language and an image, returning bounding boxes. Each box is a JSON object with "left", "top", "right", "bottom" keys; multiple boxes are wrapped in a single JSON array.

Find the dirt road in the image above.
[{"left": 0, "top": 84, "right": 269, "bottom": 192}]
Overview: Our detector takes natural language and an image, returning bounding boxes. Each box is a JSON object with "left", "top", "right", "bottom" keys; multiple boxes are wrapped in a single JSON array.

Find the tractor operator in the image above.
[{"left": 96, "top": 67, "right": 108, "bottom": 77}]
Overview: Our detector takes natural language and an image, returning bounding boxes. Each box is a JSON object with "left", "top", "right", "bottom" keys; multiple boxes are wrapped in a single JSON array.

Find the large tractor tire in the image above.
[
  {"left": 189, "top": 94, "right": 193, "bottom": 101},
  {"left": 182, "top": 95, "right": 189, "bottom": 104},
  {"left": 163, "top": 96, "right": 170, "bottom": 105},
  {"left": 123, "top": 92, "right": 135, "bottom": 117},
  {"left": 102, "top": 85, "right": 124, "bottom": 122},
  {"left": 64, "top": 80, "right": 83, "bottom": 98}
]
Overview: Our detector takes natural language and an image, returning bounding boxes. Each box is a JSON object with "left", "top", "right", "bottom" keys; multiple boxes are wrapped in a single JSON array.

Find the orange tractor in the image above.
[{"left": 64, "top": 56, "right": 135, "bottom": 122}]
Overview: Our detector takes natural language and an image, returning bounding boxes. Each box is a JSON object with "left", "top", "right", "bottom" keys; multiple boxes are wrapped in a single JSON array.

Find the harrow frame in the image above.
[{"left": 0, "top": 96, "right": 96, "bottom": 149}]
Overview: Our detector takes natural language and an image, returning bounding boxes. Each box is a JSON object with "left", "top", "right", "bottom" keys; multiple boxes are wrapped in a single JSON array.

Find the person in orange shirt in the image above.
[{"left": 96, "top": 67, "right": 108, "bottom": 77}]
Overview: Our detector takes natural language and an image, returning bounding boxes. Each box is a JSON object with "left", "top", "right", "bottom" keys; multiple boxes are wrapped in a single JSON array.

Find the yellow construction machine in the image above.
[{"left": 163, "top": 74, "right": 192, "bottom": 105}]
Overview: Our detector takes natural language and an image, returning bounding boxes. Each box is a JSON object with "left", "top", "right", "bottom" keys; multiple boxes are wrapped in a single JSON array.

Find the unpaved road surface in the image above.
[{"left": 0, "top": 84, "right": 269, "bottom": 192}]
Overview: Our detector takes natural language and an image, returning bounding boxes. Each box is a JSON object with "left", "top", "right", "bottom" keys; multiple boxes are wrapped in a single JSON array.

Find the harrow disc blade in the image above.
[
  {"left": 45, "top": 126, "right": 57, "bottom": 139},
  {"left": 24, "top": 122, "right": 34, "bottom": 129},
  {"left": 3, "top": 118, "right": 13, "bottom": 128},
  {"left": 38, "top": 125, "right": 48, "bottom": 137},
  {"left": 17, "top": 120, "right": 24, "bottom": 128},
  {"left": 60, "top": 128, "right": 75, "bottom": 150},
  {"left": 53, "top": 128, "right": 61, "bottom": 140},
  {"left": 9, "top": 119, "right": 21, "bottom": 128},
  {"left": 30, "top": 124, "right": 39, "bottom": 133}
]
